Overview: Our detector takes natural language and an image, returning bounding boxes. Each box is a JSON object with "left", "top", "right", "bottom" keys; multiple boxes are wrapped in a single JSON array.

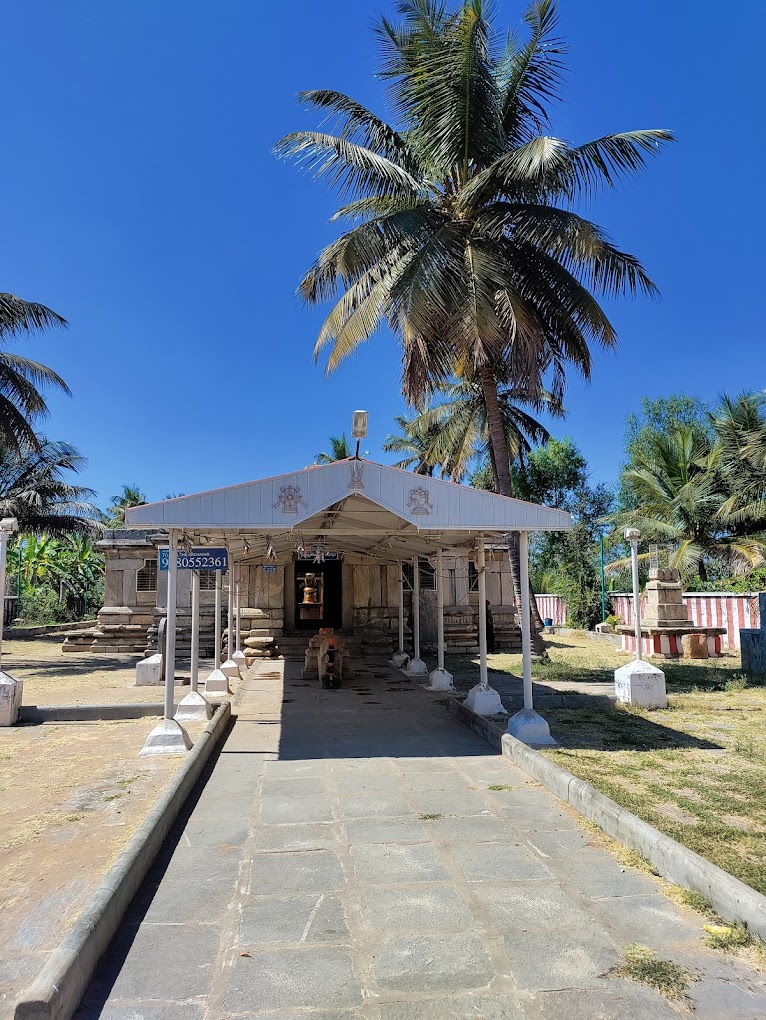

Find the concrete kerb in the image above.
[
  {"left": 14, "top": 700, "right": 232, "bottom": 1020},
  {"left": 438, "top": 680, "right": 766, "bottom": 941},
  {"left": 19, "top": 704, "right": 165, "bottom": 724}
]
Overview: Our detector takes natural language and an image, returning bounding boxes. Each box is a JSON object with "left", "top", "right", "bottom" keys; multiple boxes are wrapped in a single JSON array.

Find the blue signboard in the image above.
[{"left": 159, "top": 548, "right": 229, "bottom": 571}]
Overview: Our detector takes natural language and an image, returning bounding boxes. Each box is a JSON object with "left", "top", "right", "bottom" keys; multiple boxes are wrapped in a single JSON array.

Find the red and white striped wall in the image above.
[
  {"left": 535, "top": 594, "right": 567, "bottom": 627},
  {"left": 610, "top": 593, "right": 759, "bottom": 651}
]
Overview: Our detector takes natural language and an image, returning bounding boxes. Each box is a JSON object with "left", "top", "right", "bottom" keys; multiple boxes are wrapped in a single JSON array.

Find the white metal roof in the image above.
[{"left": 124, "top": 458, "right": 571, "bottom": 560}]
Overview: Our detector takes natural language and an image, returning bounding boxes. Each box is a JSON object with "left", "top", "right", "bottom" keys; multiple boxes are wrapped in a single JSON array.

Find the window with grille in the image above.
[
  {"left": 402, "top": 558, "right": 437, "bottom": 591},
  {"left": 199, "top": 570, "right": 219, "bottom": 590},
  {"left": 469, "top": 561, "right": 480, "bottom": 593},
  {"left": 136, "top": 558, "right": 157, "bottom": 592}
]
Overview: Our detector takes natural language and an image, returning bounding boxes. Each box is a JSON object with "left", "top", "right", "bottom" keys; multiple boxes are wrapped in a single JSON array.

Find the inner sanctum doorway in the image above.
[{"left": 294, "top": 558, "right": 343, "bottom": 630}]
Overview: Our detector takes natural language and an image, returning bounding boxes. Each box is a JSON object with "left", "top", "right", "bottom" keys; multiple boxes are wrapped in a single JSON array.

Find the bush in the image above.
[
  {"left": 19, "top": 585, "right": 71, "bottom": 625},
  {"left": 605, "top": 614, "right": 621, "bottom": 628}
]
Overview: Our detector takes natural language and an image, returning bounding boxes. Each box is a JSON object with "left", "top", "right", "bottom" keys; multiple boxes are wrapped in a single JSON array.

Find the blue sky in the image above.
[{"left": 0, "top": 1, "right": 762, "bottom": 509}]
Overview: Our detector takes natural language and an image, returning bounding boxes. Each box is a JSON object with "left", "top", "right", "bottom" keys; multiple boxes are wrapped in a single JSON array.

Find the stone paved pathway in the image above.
[{"left": 75, "top": 658, "right": 766, "bottom": 1019}]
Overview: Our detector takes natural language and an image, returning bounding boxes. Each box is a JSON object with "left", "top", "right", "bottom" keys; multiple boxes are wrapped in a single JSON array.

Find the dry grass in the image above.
[{"left": 612, "top": 944, "right": 697, "bottom": 1003}]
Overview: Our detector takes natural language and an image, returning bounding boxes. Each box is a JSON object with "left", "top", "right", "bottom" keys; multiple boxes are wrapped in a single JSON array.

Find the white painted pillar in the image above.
[
  {"left": 507, "top": 530, "right": 556, "bottom": 745},
  {"left": 204, "top": 566, "right": 232, "bottom": 696},
  {"left": 0, "top": 520, "right": 22, "bottom": 726},
  {"left": 221, "top": 558, "right": 241, "bottom": 679},
  {"left": 142, "top": 530, "right": 192, "bottom": 754},
  {"left": 391, "top": 562, "right": 410, "bottom": 668},
  {"left": 232, "top": 561, "right": 246, "bottom": 673},
  {"left": 429, "top": 546, "right": 453, "bottom": 690},
  {"left": 175, "top": 567, "right": 212, "bottom": 721},
  {"left": 407, "top": 556, "right": 427, "bottom": 676},
  {"left": 630, "top": 535, "right": 643, "bottom": 660},
  {"left": 465, "top": 535, "right": 504, "bottom": 716}
]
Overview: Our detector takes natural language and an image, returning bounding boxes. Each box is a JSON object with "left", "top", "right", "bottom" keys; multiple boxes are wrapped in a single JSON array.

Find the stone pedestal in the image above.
[
  {"left": 464, "top": 684, "right": 506, "bottom": 716},
  {"left": 390, "top": 651, "right": 410, "bottom": 669},
  {"left": 681, "top": 633, "right": 708, "bottom": 659},
  {"left": 232, "top": 650, "right": 246, "bottom": 673},
  {"left": 139, "top": 718, "right": 192, "bottom": 756},
  {"left": 614, "top": 659, "right": 667, "bottom": 709},
  {"left": 0, "top": 672, "right": 23, "bottom": 726},
  {"left": 220, "top": 657, "right": 241, "bottom": 680},
  {"left": 204, "top": 668, "right": 231, "bottom": 696},
  {"left": 136, "top": 653, "right": 163, "bottom": 686},
  {"left": 175, "top": 691, "right": 212, "bottom": 722},
  {"left": 406, "top": 657, "right": 428, "bottom": 677},
  {"left": 507, "top": 707, "right": 557, "bottom": 747},
  {"left": 428, "top": 666, "right": 454, "bottom": 691}
]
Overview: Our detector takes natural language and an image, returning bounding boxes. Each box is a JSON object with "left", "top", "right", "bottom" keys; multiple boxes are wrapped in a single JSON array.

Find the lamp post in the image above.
[
  {"left": 625, "top": 527, "right": 643, "bottom": 660},
  {"left": 600, "top": 532, "right": 606, "bottom": 623}
]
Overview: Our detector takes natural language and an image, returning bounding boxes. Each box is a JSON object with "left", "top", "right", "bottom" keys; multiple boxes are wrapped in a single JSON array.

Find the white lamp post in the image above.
[
  {"left": 614, "top": 527, "right": 668, "bottom": 708},
  {"left": 175, "top": 568, "right": 212, "bottom": 722},
  {"left": 428, "top": 547, "right": 454, "bottom": 690},
  {"left": 0, "top": 518, "right": 22, "bottom": 726},
  {"left": 232, "top": 562, "right": 246, "bottom": 673},
  {"left": 205, "top": 566, "right": 231, "bottom": 695}
]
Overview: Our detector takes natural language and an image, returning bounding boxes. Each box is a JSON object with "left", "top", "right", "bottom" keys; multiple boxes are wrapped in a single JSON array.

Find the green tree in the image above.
[
  {"left": 278, "top": 0, "right": 671, "bottom": 639},
  {"left": 383, "top": 414, "right": 440, "bottom": 475},
  {"left": 0, "top": 293, "right": 70, "bottom": 455},
  {"left": 108, "top": 484, "right": 146, "bottom": 527},
  {"left": 315, "top": 434, "right": 351, "bottom": 463},
  {"left": 0, "top": 434, "right": 101, "bottom": 536}
]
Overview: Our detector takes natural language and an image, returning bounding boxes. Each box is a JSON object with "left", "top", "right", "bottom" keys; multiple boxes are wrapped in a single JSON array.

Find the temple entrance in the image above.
[{"left": 294, "top": 558, "right": 343, "bottom": 630}]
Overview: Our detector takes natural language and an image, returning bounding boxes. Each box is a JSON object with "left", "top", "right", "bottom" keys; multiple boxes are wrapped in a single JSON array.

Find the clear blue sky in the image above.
[{"left": 1, "top": 1, "right": 762, "bottom": 509}]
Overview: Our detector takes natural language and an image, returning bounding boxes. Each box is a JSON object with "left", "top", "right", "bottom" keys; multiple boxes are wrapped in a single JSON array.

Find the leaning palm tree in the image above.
[
  {"left": 0, "top": 293, "right": 69, "bottom": 454},
  {"left": 315, "top": 434, "right": 351, "bottom": 463},
  {"left": 108, "top": 484, "right": 147, "bottom": 528},
  {"left": 0, "top": 434, "right": 102, "bottom": 536},
  {"left": 277, "top": 0, "right": 671, "bottom": 638},
  {"left": 606, "top": 425, "right": 766, "bottom": 584}
]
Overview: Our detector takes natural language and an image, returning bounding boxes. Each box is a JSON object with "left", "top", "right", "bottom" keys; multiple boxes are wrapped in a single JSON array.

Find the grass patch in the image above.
[
  {"left": 487, "top": 784, "right": 514, "bottom": 791},
  {"left": 116, "top": 773, "right": 143, "bottom": 788},
  {"left": 419, "top": 813, "right": 442, "bottom": 820},
  {"left": 103, "top": 793, "right": 123, "bottom": 802},
  {"left": 612, "top": 944, "right": 696, "bottom": 1002},
  {"left": 664, "top": 885, "right": 717, "bottom": 918},
  {"left": 65, "top": 814, "right": 83, "bottom": 823}
]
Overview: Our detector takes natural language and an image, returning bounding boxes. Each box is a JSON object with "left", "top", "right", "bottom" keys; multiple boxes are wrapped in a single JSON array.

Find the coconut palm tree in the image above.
[
  {"left": 108, "top": 484, "right": 147, "bottom": 528},
  {"left": 315, "top": 434, "right": 351, "bottom": 463},
  {"left": 710, "top": 392, "right": 766, "bottom": 530},
  {"left": 0, "top": 293, "right": 69, "bottom": 455},
  {"left": 0, "top": 434, "right": 102, "bottom": 536},
  {"left": 278, "top": 0, "right": 671, "bottom": 639},
  {"left": 606, "top": 425, "right": 766, "bottom": 583},
  {"left": 383, "top": 414, "right": 441, "bottom": 475}
]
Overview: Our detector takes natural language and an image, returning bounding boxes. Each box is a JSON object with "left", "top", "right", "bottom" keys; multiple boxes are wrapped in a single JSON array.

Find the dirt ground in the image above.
[{"left": 0, "top": 639, "right": 214, "bottom": 1017}]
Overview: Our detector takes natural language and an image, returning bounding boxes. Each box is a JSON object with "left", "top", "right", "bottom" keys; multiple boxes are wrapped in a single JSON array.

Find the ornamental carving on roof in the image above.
[
  {"left": 349, "top": 461, "right": 364, "bottom": 491},
  {"left": 408, "top": 486, "right": 433, "bottom": 516},
  {"left": 274, "top": 485, "right": 306, "bottom": 515}
]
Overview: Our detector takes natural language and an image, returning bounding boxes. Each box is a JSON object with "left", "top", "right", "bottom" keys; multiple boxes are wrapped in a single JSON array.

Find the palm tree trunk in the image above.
[{"left": 479, "top": 368, "right": 546, "bottom": 652}]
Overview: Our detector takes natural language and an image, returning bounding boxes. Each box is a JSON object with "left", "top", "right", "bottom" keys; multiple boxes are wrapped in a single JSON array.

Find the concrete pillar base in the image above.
[
  {"left": 139, "top": 718, "right": 192, "bottom": 757},
  {"left": 174, "top": 690, "right": 212, "bottom": 722},
  {"left": 428, "top": 666, "right": 454, "bottom": 691},
  {"left": 232, "top": 650, "right": 247, "bottom": 673},
  {"left": 406, "top": 657, "right": 428, "bottom": 677},
  {"left": 204, "top": 668, "right": 232, "bottom": 696},
  {"left": 464, "top": 683, "right": 506, "bottom": 716},
  {"left": 390, "top": 651, "right": 410, "bottom": 669},
  {"left": 136, "top": 654, "right": 162, "bottom": 686},
  {"left": 0, "top": 671, "right": 23, "bottom": 726},
  {"left": 220, "top": 658, "right": 241, "bottom": 679},
  {"left": 507, "top": 707, "right": 557, "bottom": 747},
  {"left": 614, "top": 659, "right": 667, "bottom": 708}
]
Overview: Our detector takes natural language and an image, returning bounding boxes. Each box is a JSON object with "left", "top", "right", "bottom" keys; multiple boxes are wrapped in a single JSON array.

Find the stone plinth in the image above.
[
  {"left": 740, "top": 593, "right": 766, "bottom": 677},
  {"left": 618, "top": 568, "right": 725, "bottom": 659},
  {"left": 0, "top": 672, "right": 23, "bottom": 726},
  {"left": 614, "top": 659, "right": 667, "bottom": 709}
]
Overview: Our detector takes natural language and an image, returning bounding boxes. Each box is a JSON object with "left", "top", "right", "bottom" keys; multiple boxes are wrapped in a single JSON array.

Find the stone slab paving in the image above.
[{"left": 74, "top": 658, "right": 766, "bottom": 1020}]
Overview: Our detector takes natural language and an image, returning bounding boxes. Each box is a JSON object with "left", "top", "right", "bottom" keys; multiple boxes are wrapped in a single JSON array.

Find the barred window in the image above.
[
  {"left": 136, "top": 559, "right": 157, "bottom": 592},
  {"left": 468, "top": 562, "right": 480, "bottom": 593},
  {"left": 402, "top": 558, "right": 436, "bottom": 591},
  {"left": 199, "top": 570, "right": 217, "bottom": 590}
]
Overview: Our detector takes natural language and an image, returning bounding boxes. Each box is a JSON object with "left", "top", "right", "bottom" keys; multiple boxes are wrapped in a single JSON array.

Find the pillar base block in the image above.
[
  {"left": 464, "top": 683, "right": 507, "bottom": 716},
  {"left": 390, "top": 651, "right": 410, "bottom": 669},
  {"left": 406, "top": 657, "right": 428, "bottom": 677},
  {"left": 220, "top": 658, "right": 241, "bottom": 679},
  {"left": 204, "top": 668, "right": 232, "bottom": 696},
  {"left": 174, "top": 690, "right": 212, "bottom": 722},
  {"left": 614, "top": 659, "right": 667, "bottom": 708},
  {"left": 139, "top": 718, "right": 192, "bottom": 757},
  {"left": 0, "top": 671, "right": 23, "bottom": 726},
  {"left": 507, "top": 707, "right": 557, "bottom": 747},
  {"left": 232, "top": 650, "right": 247, "bottom": 673},
  {"left": 428, "top": 666, "right": 454, "bottom": 691}
]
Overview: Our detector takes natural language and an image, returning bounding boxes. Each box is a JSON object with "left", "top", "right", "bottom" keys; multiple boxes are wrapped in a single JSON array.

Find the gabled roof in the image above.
[{"left": 125, "top": 458, "right": 571, "bottom": 538}]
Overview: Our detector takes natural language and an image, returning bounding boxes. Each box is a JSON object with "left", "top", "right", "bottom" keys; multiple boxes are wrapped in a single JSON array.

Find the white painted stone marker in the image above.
[
  {"left": 615, "top": 659, "right": 668, "bottom": 709},
  {"left": 0, "top": 672, "right": 22, "bottom": 726}
]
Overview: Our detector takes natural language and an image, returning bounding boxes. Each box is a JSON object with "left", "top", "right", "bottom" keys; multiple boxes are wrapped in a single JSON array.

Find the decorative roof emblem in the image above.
[
  {"left": 408, "top": 486, "right": 433, "bottom": 516},
  {"left": 274, "top": 485, "right": 306, "bottom": 515},
  {"left": 349, "top": 461, "right": 364, "bottom": 491}
]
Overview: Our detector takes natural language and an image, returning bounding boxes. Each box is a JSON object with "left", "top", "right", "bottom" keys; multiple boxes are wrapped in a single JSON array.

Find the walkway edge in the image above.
[
  {"left": 14, "top": 701, "right": 232, "bottom": 1020},
  {"left": 444, "top": 694, "right": 766, "bottom": 939}
]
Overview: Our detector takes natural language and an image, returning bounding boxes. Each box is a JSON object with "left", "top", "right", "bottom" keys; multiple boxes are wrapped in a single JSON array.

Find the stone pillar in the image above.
[
  {"left": 465, "top": 536, "right": 504, "bottom": 716},
  {"left": 429, "top": 547, "right": 453, "bottom": 690}
]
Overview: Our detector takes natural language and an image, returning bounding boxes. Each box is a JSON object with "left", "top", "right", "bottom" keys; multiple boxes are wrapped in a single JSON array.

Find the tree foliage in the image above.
[{"left": 315, "top": 434, "right": 352, "bottom": 463}]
